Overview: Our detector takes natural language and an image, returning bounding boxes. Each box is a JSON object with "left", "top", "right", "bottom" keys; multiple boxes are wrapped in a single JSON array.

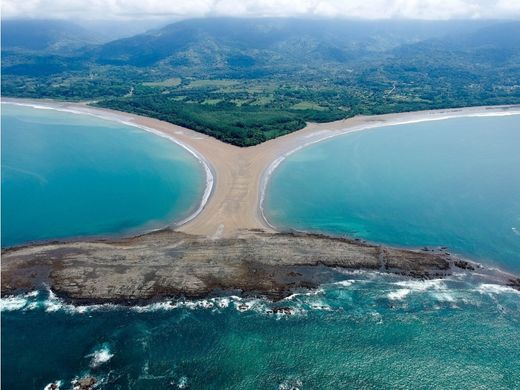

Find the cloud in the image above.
[{"left": 2, "top": 0, "right": 519, "bottom": 20}]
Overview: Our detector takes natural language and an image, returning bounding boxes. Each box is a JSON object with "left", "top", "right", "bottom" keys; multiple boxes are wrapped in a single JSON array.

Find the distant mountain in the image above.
[
  {"left": 393, "top": 21, "right": 520, "bottom": 66},
  {"left": 1, "top": 19, "right": 103, "bottom": 52},
  {"left": 90, "top": 18, "right": 493, "bottom": 68},
  {"left": 460, "top": 21, "right": 520, "bottom": 50},
  {"left": 2, "top": 17, "right": 519, "bottom": 146}
]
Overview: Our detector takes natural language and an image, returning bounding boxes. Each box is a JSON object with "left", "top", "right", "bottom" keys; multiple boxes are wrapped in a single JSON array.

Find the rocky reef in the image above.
[{"left": 0, "top": 229, "right": 497, "bottom": 304}]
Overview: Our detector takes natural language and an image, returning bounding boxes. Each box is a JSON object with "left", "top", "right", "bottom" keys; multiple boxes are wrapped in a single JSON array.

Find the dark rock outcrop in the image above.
[{"left": 1, "top": 229, "right": 472, "bottom": 303}]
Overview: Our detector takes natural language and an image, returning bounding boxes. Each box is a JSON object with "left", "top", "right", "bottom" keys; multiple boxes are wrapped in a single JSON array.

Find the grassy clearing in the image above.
[
  {"left": 202, "top": 98, "right": 223, "bottom": 105},
  {"left": 142, "top": 77, "right": 181, "bottom": 87},
  {"left": 291, "top": 101, "right": 328, "bottom": 111},
  {"left": 187, "top": 79, "right": 240, "bottom": 89}
]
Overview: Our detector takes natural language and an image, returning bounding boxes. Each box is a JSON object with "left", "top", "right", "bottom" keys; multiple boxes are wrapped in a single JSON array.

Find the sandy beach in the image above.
[{"left": 4, "top": 98, "right": 520, "bottom": 238}]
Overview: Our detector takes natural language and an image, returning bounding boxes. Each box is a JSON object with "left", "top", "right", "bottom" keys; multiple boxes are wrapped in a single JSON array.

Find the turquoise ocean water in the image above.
[
  {"left": 1, "top": 104, "right": 207, "bottom": 246},
  {"left": 2, "top": 275, "right": 520, "bottom": 389},
  {"left": 265, "top": 115, "right": 520, "bottom": 273},
  {"left": 2, "top": 108, "right": 520, "bottom": 389}
]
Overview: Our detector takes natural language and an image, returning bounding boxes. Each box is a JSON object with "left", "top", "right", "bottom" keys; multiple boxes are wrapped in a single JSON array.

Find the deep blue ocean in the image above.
[{"left": 2, "top": 107, "right": 520, "bottom": 389}]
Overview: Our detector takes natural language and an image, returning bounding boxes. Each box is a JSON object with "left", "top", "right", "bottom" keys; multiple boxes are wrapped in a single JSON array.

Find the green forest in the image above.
[{"left": 3, "top": 18, "right": 520, "bottom": 146}]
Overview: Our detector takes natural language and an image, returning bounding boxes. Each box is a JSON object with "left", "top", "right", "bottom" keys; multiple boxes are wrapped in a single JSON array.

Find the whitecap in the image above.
[
  {"left": 234, "top": 298, "right": 267, "bottom": 313},
  {"left": 214, "top": 297, "right": 231, "bottom": 308},
  {"left": 278, "top": 378, "right": 303, "bottom": 390},
  {"left": 177, "top": 376, "right": 188, "bottom": 389},
  {"left": 334, "top": 280, "right": 355, "bottom": 287},
  {"left": 1, "top": 291, "right": 41, "bottom": 311},
  {"left": 131, "top": 301, "right": 179, "bottom": 312},
  {"left": 26, "top": 290, "right": 40, "bottom": 298},
  {"left": 431, "top": 291, "right": 456, "bottom": 303},
  {"left": 388, "top": 279, "right": 460, "bottom": 302},
  {"left": 44, "top": 290, "right": 78, "bottom": 313},
  {"left": 476, "top": 284, "right": 520, "bottom": 295},
  {"left": 309, "top": 300, "right": 333, "bottom": 311},
  {"left": 1, "top": 295, "right": 29, "bottom": 311},
  {"left": 393, "top": 279, "right": 446, "bottom": 291},
  {"left": 88, "top": 343, "right": 114, "bottom": 368},
  {"left": 387, "top": 289, "right": 411, "bottom": 301},
  {"left": 43, "top": 380, "right": 62, "bottom": 390},
  {"left": 282, "top": 287, "right": 324, "bottom": 301}
]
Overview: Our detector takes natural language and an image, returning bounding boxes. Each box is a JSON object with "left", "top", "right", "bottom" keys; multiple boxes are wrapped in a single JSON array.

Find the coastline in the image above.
[
  {"left": 2, "top": 99, "right": 216, "bottom": 233},
  {"left": 4, "top": 97, "right": 520, "bottom": 239},
  {"left": 4, "top": 228, "right": 519, "bottom": 305},
  {"left": 2, "top": 98, "right": 520, "bottom": 303},
  {"left": 257, "top": 106, "right": 520, "bottom": 231}
]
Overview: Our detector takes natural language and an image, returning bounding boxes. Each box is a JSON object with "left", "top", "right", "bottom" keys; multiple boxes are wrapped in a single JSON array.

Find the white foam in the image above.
[
  {"left": 387, "top": 289, "right": 411, "bottom": 301},
  {"left": 282, "top": 287, "right": 324, "bottom": 301},
  {"left": 43, "top": 380, "right": 63, "bottom": 390},
  {"left": 387, "top": 279, "right": 449, "bottom": 301},
  {"left": 26, "top": 290, "right": 40, "bottom": 297},
  {"left": 1, "top": 296, "right": 29, "bottom": 311},
  {"left": 131, "top": 301, "right": 179, "bottom": 312},
  {"left": 88, "top": 344, "right": 114, "bottom": 368},
  {"left": 130, "top": 295, "right": 270, "bottom": 313},
  {"left": 177, "top": 376, "right": 188, "bottom": 389},
  {"left": 279, "top": 378, "right": 303, "bottom": 390},
  {"left": 393, "top": 279, "right": 446, "bottom": 291},
  {"left": 309, "top": 299, "right": 333, "bottom": 311},
  {"left": 476, "top": 284, "right": 520, "bottom": 295},
  {"left": 431, "top": 291, "right": 456, "bottom": 303},
  {"left": 1, "top": 291, "right": 40, "bottom": 311},
  {"left": 333, "top": 280, "right": 355, "bottom": 287},
  {"left": 215, "top": 297, "right": 231, "bottom": 308}
]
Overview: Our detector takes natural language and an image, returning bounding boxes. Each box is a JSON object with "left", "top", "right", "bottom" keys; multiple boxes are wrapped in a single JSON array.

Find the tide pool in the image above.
[
  {"left": 1, "top": 103, "right": 207, "bottom": 246},
  {"left": 264, "top": 115, "right": 520, "bottom": 272}
]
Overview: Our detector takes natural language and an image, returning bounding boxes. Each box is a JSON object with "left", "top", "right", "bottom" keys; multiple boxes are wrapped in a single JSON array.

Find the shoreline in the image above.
[
  {"left": 257, "top": 106, "right": 520, "bottom": 231},
  {"left": 2, "top": 98, "right": 520, "bottom": 303},
  {"left": 4, "top": 97, "right": 520, "bottom": 239},
  {"left": 2, "top": 99, "right": 216, "bottom": 234},
  {"left": 3, "top": 228, "right": 519, "bottom": 305}
]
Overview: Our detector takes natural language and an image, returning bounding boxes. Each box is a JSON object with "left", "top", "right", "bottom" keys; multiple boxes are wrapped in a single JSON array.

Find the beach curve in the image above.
[
  {"left": 2, "top": 100, "right": 216, "bottom": 233},
  {"left": 4, "top": 98, "right": 520, "bottom": 239}
]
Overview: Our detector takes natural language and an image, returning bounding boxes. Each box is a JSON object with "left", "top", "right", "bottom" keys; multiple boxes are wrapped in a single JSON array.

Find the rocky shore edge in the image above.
[{"left": 2, "top": 229, "right": 518, "bottom": 305}]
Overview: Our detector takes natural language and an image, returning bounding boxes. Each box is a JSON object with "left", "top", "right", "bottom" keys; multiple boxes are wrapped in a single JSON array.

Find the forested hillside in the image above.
[{"left": 3, "top": 18, "right": 520, "bottom": 146}]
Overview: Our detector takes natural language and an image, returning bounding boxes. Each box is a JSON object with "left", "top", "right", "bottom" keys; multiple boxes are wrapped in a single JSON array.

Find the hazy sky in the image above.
[{"left": 3, "top": 0, "right": 520, "bottom": 20}]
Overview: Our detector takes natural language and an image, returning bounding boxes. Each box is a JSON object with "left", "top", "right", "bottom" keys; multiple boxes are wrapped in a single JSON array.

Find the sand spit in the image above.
[
  {"left": 4, "top": 98, "right": 520, "bottom": 239},
  {"left": 3, "top": 99, "right": 520, "bottom": 302}
]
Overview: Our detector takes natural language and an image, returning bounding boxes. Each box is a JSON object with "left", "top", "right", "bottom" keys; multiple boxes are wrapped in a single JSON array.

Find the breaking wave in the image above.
[
  {"left": 87, "top": 343, "right": 114, "bottom": 368},
  {"left": 2, "top": 273, "right": 519, "bottom": 316}
]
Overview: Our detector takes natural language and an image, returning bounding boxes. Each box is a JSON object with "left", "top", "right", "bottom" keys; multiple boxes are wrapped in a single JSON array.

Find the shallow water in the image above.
[
  {"left": 1, "top": 104, "right": 207, "bottom": 246},
  {"left": 2, "top": 274, "right": 520, "bottom": 389},
  {"left": 265, "top": 115, "right": 520, "bottom": 272}
]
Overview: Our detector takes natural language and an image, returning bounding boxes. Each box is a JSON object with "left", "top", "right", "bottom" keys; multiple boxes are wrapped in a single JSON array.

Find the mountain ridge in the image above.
[{"left": 2, "top": 17, "right": 520, "bottom": 146}]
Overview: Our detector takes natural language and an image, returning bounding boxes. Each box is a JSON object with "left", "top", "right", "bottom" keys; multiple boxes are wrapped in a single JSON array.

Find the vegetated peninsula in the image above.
[{"left": 3, "top": 18, "right": 520, "bottom": 146}]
